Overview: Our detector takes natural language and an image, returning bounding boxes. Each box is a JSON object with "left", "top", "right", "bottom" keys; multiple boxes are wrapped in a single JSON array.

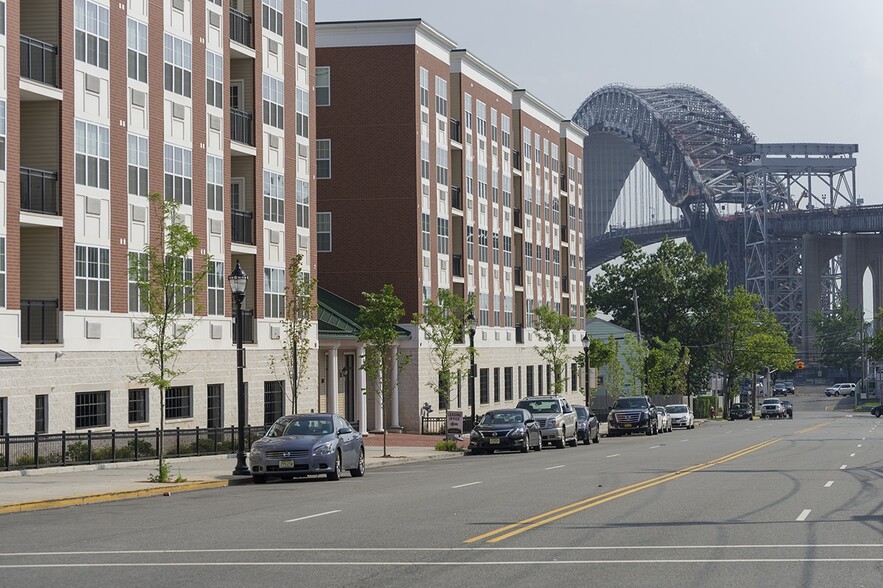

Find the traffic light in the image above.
[{"left": 795, "top": 360, "right": 805, "bottom": 369}]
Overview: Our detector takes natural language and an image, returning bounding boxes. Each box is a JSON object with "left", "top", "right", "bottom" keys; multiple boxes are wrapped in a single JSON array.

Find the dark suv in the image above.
[
  {"left": 515, "top": 396, "right": 578, "bottom": 448},
  {"left": 606, "top": 396, "right": 659, "bottom": 437}
]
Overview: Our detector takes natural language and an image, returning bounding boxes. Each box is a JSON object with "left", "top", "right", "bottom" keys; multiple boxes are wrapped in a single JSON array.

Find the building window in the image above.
[
  {"left": 166, "top": 386, "right": 193, "bottom": 420},
  {"left": 478, "top": 229, "right": 488, "bottom": 263},
  {"left": 316, "top": 66, "right": 330, "bottom": 106},
  {"left": 317, "top": 212, "right": 332, "bottom": 252},
  {"left": 491, "top": 108, "right": 498, "bottom": 143},
  {"left": 207, "top": 384, "right": 223, "bottom": 428},
  {"left": 538, "top": 365, "right": 544, "bottom": 395},
  {"left": 75, "top": 120, "right": 110, "bottom": 189},
  {"left": 206, "top": 155, "right": 224, "bottom": 211},
  {"left": 419, "top": 68, "right": 429, "bottom": 109},
  {"left": 437, "top": 218, "right": 449, "bottom": 255},
  {"left": 206, "top": 50, "right": 223, "bottom": 109},
  {"left": 76, "top": 391, "right": 109, "bottom": 429},
  {"left": 170, "top": 256, "right": 194, "bottom": 315},
  {"left": 493, "top": 232, "right": 499, "bottom": 265},
  {"left": 526, "top": 365, "right": 534, "bottom": 396},
  {"left": 164, "top": 144, "right": 192, "bottom": 205},
  {"left": 297, "top": 179, "right": 309, "bottom": 229},
  {"left": 263, "top": 171, "right": 285, "bottom": 223},
  {"left": 294, "top": 0, "right": 308, "bottom": 47},
  {"left": 164, "top": 34, "right": 192, "bottom": 97},
  {"left": 479, "top": 368, "right": 489, "bottom": 404},
  {"left": 501, "top": 114, "right": 510, "bottom": 148},
  {"left": 75, "top": 0, "right": 109, "bottom": 69},
  {"left": 479, "top": 293, "right": 489, "bottom": 326},
  {"left": 476, "top": 101, "right": 487, "bottom": 137},
  {"left": 437, "top": 372, "right": 448, "bottom": 410},
  {"left": 435, "top": 76, "right": 447, "bottom": 117},
  {"left": 504, "top": 295, "right": 513, "bottom": 328},
  {"left": 0, "top": 2, "right": 5, "bottom": 36},
  {"left": 127, "top": 18, "right": 147, "bottom": 83},
  {"left": 317, "top": 139, "right": 331, "bottom": 178},
  {"left": 207, "top": 260, "right": 225, "bottom": 316},
  {"left": 263, "top": 74, "right": 284, "bottom": 129},
  {"left": 128, "top": 251, "right": 148, "bottom": 313},
  {"left": 262, "top": 0, "right": 283, "bottom": 36},
  {"left": 466, "top": 225, "right": 473, "bottom": 261},
  {"left": 504, "top": 367, "right": 513, "bottom": 401},
  {"left": 503, "top": 235, "right": 512, "bottom": 268},
  {"left": 264, "top": 267, "right": 285, "bottom": 319},
  {"left": 493, "top": 368, "right": 500, "bottom": 403},
  {"left": 0, "top": 237, "right": 5, "bottom": 308},
  {"left": 0, "top": 100, "right": 5, "bottom": 171},
  {"left": 127, "top": 134, "right": 148, "bottom": 197},
  {"left": 422, "top": 213, "right": 431, "bottom": 252},
  {"left": 436, "top": 146, "right": 448, "bottom": 186},
  {"left": 571, "top": 363, "right": 578, "bottom": 392},
  {"left": 35, "top": 394, "right": 48, "bottom": 434},
  {"left": 421, "top": 139, "right": 430, "bottom": 180},
  {"left": 264, "top": 381, "right": 285, "bottom": 425},
  {"left": 0, "top": 397, "right": 6, "bottom": 435},
  {"left": 75, "top": 245, "right": 110, "bottom": 311},
  {"left": 128, "top": 388, "right": 148, "bottom": 423},
  {"left": 295, "top": 87, "right": 309, "bottom": 137}
]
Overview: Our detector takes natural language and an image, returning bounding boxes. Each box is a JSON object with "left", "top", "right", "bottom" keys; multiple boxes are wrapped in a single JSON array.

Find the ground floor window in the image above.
[
  {"left": 526, "top": 366, "right": 534, "bottom": 396},
  {"left": 129, "top": 388, "right": 148, "bottom": 423},
  {"left": 264, "top": 381, "right": 284, "bottom": 425},
  {"left": 35, "top": 394, "right": 48, "bottom": 434},
  {"left": 479, "top": 368, "right": 489, "bottom": 404},
  {"left": 207, "top": 384, "right": 223, "bottom": 428},
  {"left": 0, "top": 397, "right": 7, "bottom": 435},
  {"left": 76, "top": 391, "right": 109, "bottom": 428},
  {"left": 165, "top": 386, "right": 193, "bottom": 420},
  {"left": 504, "top": 367, "right": 513, "bottom": 401},
  {"left": 493, "top": 368, "right": 500, "bottom": 403}
]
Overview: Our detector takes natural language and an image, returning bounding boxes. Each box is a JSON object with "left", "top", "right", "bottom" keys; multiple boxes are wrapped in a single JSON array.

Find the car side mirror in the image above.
[
  {"left": 525, "top": 419, "right": 535, "bottom": 426},
  {"left": 337, "top": 427, "right": 352, "bottom": 435}
]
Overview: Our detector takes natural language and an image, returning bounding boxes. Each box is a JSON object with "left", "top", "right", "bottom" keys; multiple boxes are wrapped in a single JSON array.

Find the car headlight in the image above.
[
  {"left": 639, "top": 411, "right": 649, "bottom": 421},
  {"left": 249, "top": 447, "right": 263, "bottom": 459},
  {"left": 509, "top": 427, "right": 525, "bottom": 438},
  {"left": 608, "top": 412, "right": 615, "bottom": 422},
  {"left": 314, "top": 441, "right": 335, "bottom": 456},
  {"left": 470, "top": 430, "right": 482, "bottom": 440}
]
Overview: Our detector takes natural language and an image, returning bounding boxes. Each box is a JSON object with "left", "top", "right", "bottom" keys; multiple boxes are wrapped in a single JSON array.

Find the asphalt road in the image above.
[{"left": 0, "top": 389, "right": 880, "bottom": 587}]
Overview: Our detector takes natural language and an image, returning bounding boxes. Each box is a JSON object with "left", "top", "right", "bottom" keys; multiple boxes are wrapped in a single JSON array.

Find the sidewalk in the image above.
[{"left": 0, "top": 432, "right": 465, "bottom": 515}]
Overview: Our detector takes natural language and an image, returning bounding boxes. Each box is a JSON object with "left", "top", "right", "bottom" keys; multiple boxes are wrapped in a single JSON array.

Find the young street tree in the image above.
[
  {"left": 622, "top": 334, "right": 649, "bottom": 396},
  {"left": 358, "top": 284, "right": 411, "bottom": 457},
  {"left": 533, "top": 305, "right": 577, "bottom": 395},
  {"left": 276, "top": 253, "right": 317, "bottom": 414},
  {"left": 412, "top": 290, "right": 474, "bottom": 411},
  {"left": 130, "top": 193, "right": 209, "bottom": 480}
]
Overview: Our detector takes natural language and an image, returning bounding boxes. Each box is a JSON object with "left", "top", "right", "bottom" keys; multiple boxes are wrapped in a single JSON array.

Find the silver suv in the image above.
[{"left": 515, "top": 396, "right": 578, "bottom": 448}]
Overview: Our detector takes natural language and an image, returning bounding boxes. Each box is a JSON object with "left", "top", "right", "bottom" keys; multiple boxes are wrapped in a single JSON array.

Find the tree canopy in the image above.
[
  {"left": 533, "top": 305, "right": 577, "bottom": 395},
  {"left": 810, "top": 301, "right": 863, "bottom": 379}
]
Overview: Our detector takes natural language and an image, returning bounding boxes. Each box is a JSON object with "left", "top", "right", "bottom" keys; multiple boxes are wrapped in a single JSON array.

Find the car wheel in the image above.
[
  {"left": 593, "top": 428, "right": 600, "bottom": 443},
  {"left": 555, "top": 430, "right": 566, "bottom": 449},
  {"left": 252, "top": 475, "right": 267, "bottom": 484},
  {"left": 349, "top": 447, "right": 366, "bottom": 477},
  {"left": 835, "top": 391, "right": 840, "bottom": 396},
  {"left": 534, "top": 433, "right": 543, "bottom": 451},
  {"left": 521, "top": 439, "right": 530, "bottom": 453},
  {"left": 327, "top": 451, "right": 342, "bottom": 481}
]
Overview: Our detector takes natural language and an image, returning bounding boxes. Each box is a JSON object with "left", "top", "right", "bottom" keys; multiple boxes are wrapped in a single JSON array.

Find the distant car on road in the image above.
[
  {"left": 729, "top": 403, "right": 753, "bottom": 420},
  {"left": 760, "top": 398, "right": 787, "bottom": 419},
  {"left": 468, "top": 408, "right": 542, "bottom": 454},
  {"left": 825, "top": 383, "right": 856, "bottom": 397},
  {"left": 871, "top": 405, "right": 882, "bottom": 418},
  {"left": 515, "top": 396, "right": 578, "bottom": 448},
  {"left": 782, "top": 380, "right": 795, "bottom": 395},
  {"left": 607, "top": 396, "right": 659, "bottom": 437},
  {"left": 773, "top": 382, "right": 788, "bottom": 396},
  {"left": 665, "top": 404, "right": 694, "bottom": 429},
  {"left": 655, "top": 406, "right": 673, "bottom": 432},
  {"left": 573, "top": 405, "right": 600, "bottom": 445},
  {"left": 782, "top": 399, "right": 793, "bottom": 419}
]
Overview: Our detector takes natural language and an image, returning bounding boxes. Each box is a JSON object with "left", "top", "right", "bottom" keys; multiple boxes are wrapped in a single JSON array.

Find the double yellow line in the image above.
[{"left": 465, "top": 438, "right": 782, "bottom": 544}]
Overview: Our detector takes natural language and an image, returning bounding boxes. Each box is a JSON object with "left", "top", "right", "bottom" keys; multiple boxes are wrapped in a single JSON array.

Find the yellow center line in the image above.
[
  {"left": 465, "top": 438, "right": 781, "bottom": 544},
  {"left": 796, "top": 422, "right": 829, "bottom": 434}
]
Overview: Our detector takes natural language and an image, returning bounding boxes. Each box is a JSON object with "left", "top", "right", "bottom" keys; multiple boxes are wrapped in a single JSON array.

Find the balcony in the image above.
[
  {"left": 230, "top": 8, "right": 253, "bottom": 49},
  {"left": 231, "top": 108, "right": 254, "bottom": 146},
  {"left": 514, "top": 208, "right": 522, "bottom": 229},
  {"left": 450, "top": 119, "right": 461, "bottom": 144},
  {"left": 561, "top": 224, "right": 569, "bottom": 242},
  {"left": 20, "top": 167, "right": 58, "bottom": 215},
  {"left": 22, "top": 299, "right": 59, "bottom": 344},
  {"left": 515, "top": 324, "right": 524, "bottom": 344},
  {"left": 231, "top": 209, "right": 255, "bottom": 245},
  {"left": 560, "top": 173, "right": 568, "bottom": 192},
  {"left": 514, "top": 266, "right": 523, "bottom": 287},
  {"left": 233, "top": 309, "right": 255, "bottom": 345},
  {"left": 451, "top": 186, "right": 462, "bottom": 211},
  {"left": 561, "top": 276, "right": 570, "bottom": 294},
  {"left": 452, "top": 254, "right": 463, "bottom": 278},
  {"left": 513, "top": 149, "right": 521, "bottom": 171},
  {"left": 20, "top": 35, "right": 58, "bottom": 88}
]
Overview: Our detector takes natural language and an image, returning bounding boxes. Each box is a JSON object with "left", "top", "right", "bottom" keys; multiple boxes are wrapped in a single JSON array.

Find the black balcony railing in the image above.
[
  {"left": 452, "top": 254, "right": 463, "bottom": 277},
  {"left": 231, "top": 209, "right": 255, "bottom": 245},
  {"left": 230, "top": 8, "right": 254, "bottom": 48},
  {"left": 21, "top": 299, "right": 59, "bottom": 344},
  {"left": 20, "top": 35, "right": 58, "bottom": 87},
  {"left": 514, "top": 207, "right": 522, "bottom": 228},
  {"left": 515, "top": 324, "right": 524, "bottom": 344},
  {"left": 513, "top": 149, "right": 521, "bottom": 171},
  {"left": 514, "top": 266, "right": 523, "bottom": 287},
  {"left": 451, "top": 186, "right": 462, "bottom": 211},
  {"left": 562, "top": 276, "right": 570, "bottom": 294},
  {"left": 233, "top": 309, "right": 255, "bottom": 345},
  {"left": 231, "top": 108, "right": 254, "bottom": 146},
  {"left": 450, "top": 119, "right": 461, "bottom": 143},
  {"left": 20, "top": 167, "right": 59, "bottom": 215},
  {"left": 560, "top": 173, "right": 568, "bottom": 192},
  {"left": 561, "top": 224, "right": 569, "bottom": 242}
]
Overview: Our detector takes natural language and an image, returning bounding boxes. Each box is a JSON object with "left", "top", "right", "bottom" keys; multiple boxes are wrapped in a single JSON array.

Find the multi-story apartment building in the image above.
[
  {"left": 0, "top": 1, "right": 319, "bottom": 436},
  {"left": 315, "top": 19, "right": 587, "bottom": 433}
]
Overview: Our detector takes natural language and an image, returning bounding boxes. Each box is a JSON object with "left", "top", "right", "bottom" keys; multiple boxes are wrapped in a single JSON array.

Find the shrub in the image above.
[
  {"left": 127, "top": 438, "right": 155, "bottom": 457},
  {"left": 14, "top": 453, "right": 54, "bottom": 467},
  {"left": 434, "top": 439, "right": 462, "bottom": 452},
  {"left": 66, "top": 441, "right": 90, "bottom": 462}
]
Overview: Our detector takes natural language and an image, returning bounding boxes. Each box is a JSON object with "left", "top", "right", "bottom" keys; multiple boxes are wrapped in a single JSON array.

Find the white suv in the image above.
[
  {"left": 825, "top": 383, "right": 856, "bottom": 397},
  {"left": 515, "top": 396, "right": 578, "bottom": 448}
]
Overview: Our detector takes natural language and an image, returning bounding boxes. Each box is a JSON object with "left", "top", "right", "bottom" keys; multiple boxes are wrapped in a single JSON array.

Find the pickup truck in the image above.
[
  {"left": 606, "top": 396, "right": 659, "bottom": 436},
  {"left": 515, "top": 396, "right": 578, "bottom": 448}
]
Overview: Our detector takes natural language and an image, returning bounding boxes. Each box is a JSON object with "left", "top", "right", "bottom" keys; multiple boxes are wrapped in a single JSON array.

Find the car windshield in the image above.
[
  {"left": 480, "top": 411, "right": 524, "bottom": 425},
  {"left": 269, "top": 417, "right": 334, "bottom": 436},
  {"left": 763, "top": 399, "right": 780, "bottom": 405},
  {"left": 575, "top": 407, "right": 589, "bottom": 419},
  {"left": 613, "top": 397, "right": 649, "bottom": 409},
  {"left": 517, "top": 400, "right": 560, "bottom": 413},
  {"left": 666, "top": 405, "right": 688, "bottom": 413},
  {"left": 732, "top": 404, "right": 749, "bottom": 409}
]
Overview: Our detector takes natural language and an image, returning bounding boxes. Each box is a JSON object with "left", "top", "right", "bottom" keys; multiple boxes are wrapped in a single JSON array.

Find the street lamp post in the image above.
[
  {"left": 228, "top": 261, "right": 249, "bottom": 476},
  {"left": 582, "top": 332, "right": 591, "bottom": 407},
  {"left": 466, "top": 311, "right": 477, "bottom": 430}
]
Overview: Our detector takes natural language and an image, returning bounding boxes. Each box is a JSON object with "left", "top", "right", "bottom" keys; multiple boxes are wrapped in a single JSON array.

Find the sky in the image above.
[{"left": 317, "top": 0, "right": 883, "bottom": 205}]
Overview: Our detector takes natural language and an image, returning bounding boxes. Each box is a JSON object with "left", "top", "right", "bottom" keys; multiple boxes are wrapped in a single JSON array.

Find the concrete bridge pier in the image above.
[
  {"left": 802, "top": 234, "right": 843, "bottom": 358},
  {"left": 842, "top": 233, "right": 883, "bottom": 319}
]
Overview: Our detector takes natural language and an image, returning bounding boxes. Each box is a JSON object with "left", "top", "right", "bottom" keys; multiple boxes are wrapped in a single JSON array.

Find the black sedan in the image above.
[
  {"left": 573, "top": 404, "right": 600, "bottom": 444},
  {"left": 248, "top": 413, "right": 365, "bottom": 484},
  {"left": 782, "top": 399, "right": 793, "bottom": 419},
  {"left": 729, "top": 403, "right": 754, "bottom": 420},
  {"left": 469, "top": 409, "right": 542, "bottom": 454}
]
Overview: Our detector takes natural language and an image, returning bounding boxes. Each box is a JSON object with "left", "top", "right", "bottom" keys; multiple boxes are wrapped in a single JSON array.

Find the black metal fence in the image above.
[
  {"left": 1, "top": 425, "right": 269, "bottom": 472},
  {"left": 420, "top": 415, "right": 475, "bottom": 435}
]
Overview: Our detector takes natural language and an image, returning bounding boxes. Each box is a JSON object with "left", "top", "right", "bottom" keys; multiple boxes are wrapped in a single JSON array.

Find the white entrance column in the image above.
[
  {"left": 327, "top": 346, "right": 339, "bottom": 414},
  {"left": 391, "top": 344, "right": 400, "bottom": 428},
  {"left": 356, "top": 344, "right": 367, "bottom": 435}
]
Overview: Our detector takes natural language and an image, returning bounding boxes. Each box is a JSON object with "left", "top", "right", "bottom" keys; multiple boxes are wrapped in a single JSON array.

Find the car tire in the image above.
[
  {"left": 486, "top": 449, "right": 495, "bottom": 454},
  {"left": 521, "top": 440, "right": 530, "bottom": 453},
  {"left": 534, "top": 434, "right": 543, "bottom": 451},
  {"left": 568, "top": 433, "right": 578, "bottom": 447},
  {"left": 349, "top": 447, "right": 366, "bottom": 477},
  {"left": 592, "top": 429, "right": 600, "bottom": 443},
  {"left": 835, "top": 391, "right": 840, "bottom": 396},
  {"left": 327, "top": 451, "right": 342, "bottom": 481},
  {"left": 252, "top": 475, "right": 267, "bottom": 484}
]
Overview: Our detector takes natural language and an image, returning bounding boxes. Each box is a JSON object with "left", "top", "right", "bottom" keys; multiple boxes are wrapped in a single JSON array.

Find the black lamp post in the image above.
[
  {"left": 582, "top": 332, "right": 591, "bottom": 407},
  {"left": 466, "top": 311, "right": 477, "bottom": 430},
  {"left": 228, "top": 261, "right": 249, "bottom": 476}
]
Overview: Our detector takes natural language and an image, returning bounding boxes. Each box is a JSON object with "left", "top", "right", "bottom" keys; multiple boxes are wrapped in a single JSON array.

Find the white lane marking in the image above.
[
  {"left": 605, "top": 454, "right": 620, "bottom": 458},
  {"left": 857, "top": 444, "right": 862, "bottom": 448},
  {"left": 680, "top": 439, "right": 689, "bottom": 442},
  {"left": 451, "top": 481, "right": 482, "bottom": 489},
  {"left": 284, "top": 510, "right": 341, "bottom": 523},
  {"left": 840, "top": 465, "right": 848, "bottom": 470},
  {"left": 796, "top": 509, "right": 812, "bottom": 521},
  {"left": 545, "top": 465, "right": 565, "bottom": 470},
  {"left": 824, "top": 481, "right": 834, "bottom": 488},
  {"left": 850, "top": 453, "right": 856, "bottom": 457},
  {"left": 649, "top": 445, "right": 661, "bottom": 449}
]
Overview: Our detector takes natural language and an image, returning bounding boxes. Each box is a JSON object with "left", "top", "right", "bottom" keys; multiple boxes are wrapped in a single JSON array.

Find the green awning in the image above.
[{"left": 318, "top": 287, "right": 410, "bottom": 341}]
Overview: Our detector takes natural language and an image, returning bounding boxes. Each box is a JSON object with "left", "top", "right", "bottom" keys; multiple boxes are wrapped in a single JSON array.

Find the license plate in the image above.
[
  {"left": 622, "top": 424, "right": 632, "bottom": 428},
  {"left": 279, "top": 460, "right": 294, "bottom": 469},
  {"left": 489, "top": 438, "right": 501, "bottom": 444}
]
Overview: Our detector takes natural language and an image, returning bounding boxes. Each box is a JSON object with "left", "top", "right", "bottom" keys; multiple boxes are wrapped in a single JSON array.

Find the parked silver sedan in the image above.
[
  {"left": 249, "top": 413, "right": 365, "bottom": 484},
  {"left": 656, "top": 406, "right": 673, "bottom": 433},
  {"left": 665, "top": 404, "right": 694, "bottom": 429}
]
